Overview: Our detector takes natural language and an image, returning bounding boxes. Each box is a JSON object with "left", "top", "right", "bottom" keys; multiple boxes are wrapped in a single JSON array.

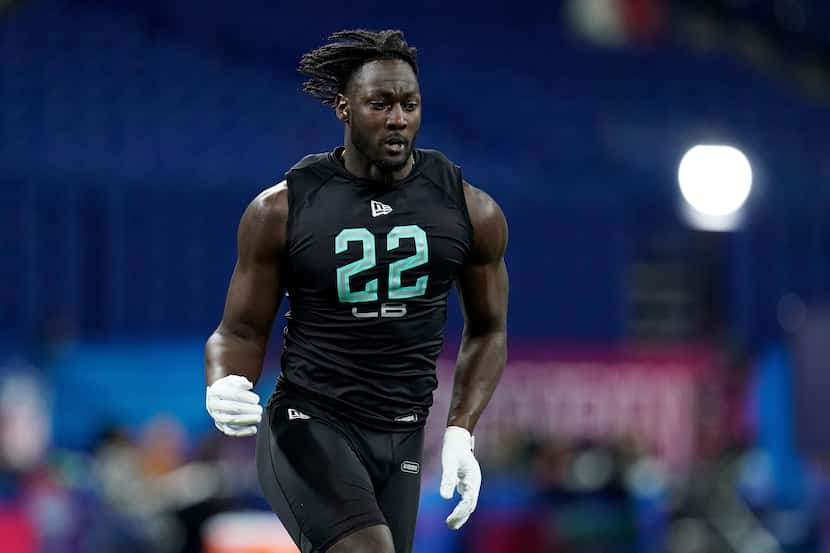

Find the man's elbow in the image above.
[
  {"left": 463, "top": 318, "right": 507, "bottom": 340},
  {"left": 212, "top": 320, "right": 268, "bottom": 348}
]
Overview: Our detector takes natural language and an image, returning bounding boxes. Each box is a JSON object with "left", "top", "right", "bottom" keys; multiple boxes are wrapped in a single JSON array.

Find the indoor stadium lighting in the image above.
[{"left": 678, "top": 145, "right": 753, "bottom": 231}]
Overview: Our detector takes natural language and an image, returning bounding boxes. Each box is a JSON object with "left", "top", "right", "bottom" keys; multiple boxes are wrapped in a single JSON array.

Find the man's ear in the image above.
[{"left": 335, "top": 93, "right": 349, "bottom": 124}]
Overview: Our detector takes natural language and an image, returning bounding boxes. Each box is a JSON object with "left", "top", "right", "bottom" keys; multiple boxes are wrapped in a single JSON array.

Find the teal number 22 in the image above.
[{"left": 335, "top": 225, "right": 429, "bottom": 303}]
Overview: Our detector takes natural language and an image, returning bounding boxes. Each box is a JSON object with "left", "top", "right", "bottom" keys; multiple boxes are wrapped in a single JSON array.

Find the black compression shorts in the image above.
[{"left": 255, "top": 398, "right": 425, "bottom": 553}]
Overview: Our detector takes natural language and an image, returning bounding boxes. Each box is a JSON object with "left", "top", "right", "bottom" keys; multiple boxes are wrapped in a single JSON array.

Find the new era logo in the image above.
[
  {"left": 371, "top": 200, "right": 393, "bottom": 217},
  {"left": 287, "top": 408, "right": 310, "bottom": 421},
  {"left": 401, "top": 461, "right": 420, "bottom": 474}
]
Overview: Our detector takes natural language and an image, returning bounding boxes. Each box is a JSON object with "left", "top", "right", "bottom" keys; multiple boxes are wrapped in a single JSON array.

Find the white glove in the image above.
[
  {"left": 206, "top": 375, "right": 263, "bottom": 437},
  {"left": 439, "top": 426, "right": 481, "bottom": 530}
]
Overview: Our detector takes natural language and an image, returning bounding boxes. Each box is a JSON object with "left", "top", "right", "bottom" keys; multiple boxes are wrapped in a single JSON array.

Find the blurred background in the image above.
[{"left": 2, "top": 0, "right": 830, "bottom": 551}]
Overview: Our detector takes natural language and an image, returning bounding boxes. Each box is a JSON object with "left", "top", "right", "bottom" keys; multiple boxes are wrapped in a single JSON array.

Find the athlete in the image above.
[{"left": 204, "top": 29, "right": 508, "bottom": 553}]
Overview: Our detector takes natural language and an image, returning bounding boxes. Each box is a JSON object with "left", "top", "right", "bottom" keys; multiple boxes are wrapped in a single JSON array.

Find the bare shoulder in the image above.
[
  {"left": 244, "top": 181, "right": 288, "bottom": 224},
  {"left": 238, "top": 181, "right": 288, "bottom": 256},
  {"left": 463, "top": 181, "right": 508, "bottom": 264}
]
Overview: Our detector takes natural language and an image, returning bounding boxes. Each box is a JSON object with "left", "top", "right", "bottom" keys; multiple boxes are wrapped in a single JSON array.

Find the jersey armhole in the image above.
[
  {"left": 282, "top": 177, "right": 295, "bottom": 263},
  {"left": 456, "top": 167, "right": 476, "bottom": 260}
]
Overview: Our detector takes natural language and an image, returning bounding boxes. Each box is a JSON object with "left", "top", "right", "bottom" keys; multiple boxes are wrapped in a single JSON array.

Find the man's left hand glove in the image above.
[{"left": 439, "top": 426, "right": 481, "bottom": 530}]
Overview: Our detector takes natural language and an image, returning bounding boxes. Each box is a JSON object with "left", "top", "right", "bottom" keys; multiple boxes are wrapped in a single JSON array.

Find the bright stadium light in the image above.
[{"left": 678, "top": 145, "right": 753, "bottom": 231}]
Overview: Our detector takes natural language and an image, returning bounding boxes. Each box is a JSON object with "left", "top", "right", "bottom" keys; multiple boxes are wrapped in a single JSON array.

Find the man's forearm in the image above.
[
  {"left": 205, "top": 326, "right": 268, "bottom": 386},
  {"left": 446, "top": 329, "right": 507, "bottom": 432}
]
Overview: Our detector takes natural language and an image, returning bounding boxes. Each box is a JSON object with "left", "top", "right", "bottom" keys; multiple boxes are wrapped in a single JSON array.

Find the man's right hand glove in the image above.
[{"left": 206, "top": 375, "right": 263, "bottom": 437}]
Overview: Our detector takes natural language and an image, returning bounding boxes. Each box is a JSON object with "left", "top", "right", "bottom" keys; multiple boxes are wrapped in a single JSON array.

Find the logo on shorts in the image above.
[
  {"left": 394, "top": 413, "right": 418, "bottom": 423},
  {"left": 401, "top": 461, "right": 420, "bottom": 474},
  {"left": 287, "top": 408, "right": 310, "bottom": 421}
]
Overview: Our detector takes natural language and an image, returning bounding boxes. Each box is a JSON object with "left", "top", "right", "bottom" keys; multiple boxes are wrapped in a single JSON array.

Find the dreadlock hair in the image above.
[{"left": 298, "top": 29, "right": 418, "bottom": 106}]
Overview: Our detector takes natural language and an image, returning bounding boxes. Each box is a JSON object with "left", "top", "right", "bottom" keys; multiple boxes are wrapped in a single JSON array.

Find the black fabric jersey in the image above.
[{"left": 274, "top": 147, "right": 473, "bottom": 431}]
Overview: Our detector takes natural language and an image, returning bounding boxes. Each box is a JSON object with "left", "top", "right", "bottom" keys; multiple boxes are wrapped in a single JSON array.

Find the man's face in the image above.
[{"left": 342, "top": 59, "right": 421, "bottom": 173}]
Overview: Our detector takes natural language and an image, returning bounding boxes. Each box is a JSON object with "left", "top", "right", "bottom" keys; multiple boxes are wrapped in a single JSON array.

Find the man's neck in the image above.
[{"left": 340, "top": 146, "right": 414, "bottom": 183}]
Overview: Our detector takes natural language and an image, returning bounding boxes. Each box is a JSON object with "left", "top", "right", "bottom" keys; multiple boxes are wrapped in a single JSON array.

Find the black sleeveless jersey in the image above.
[{"left": 274, "top": 147, "right": 473, "bottom": 431}]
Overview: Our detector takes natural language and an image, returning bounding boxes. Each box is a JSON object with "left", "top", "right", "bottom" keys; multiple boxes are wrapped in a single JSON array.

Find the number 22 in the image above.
[{"left": 335, "top": 225, "right": 429, "bottom": 303}]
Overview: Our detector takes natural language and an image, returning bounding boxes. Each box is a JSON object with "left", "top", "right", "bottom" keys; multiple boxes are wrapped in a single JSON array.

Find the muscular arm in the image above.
[
  {"left": 204, "top": 182, "right": 288, "bottom": 386},
  {"left": 447, "top": 182, "right": 509, "bottom": 432}
]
